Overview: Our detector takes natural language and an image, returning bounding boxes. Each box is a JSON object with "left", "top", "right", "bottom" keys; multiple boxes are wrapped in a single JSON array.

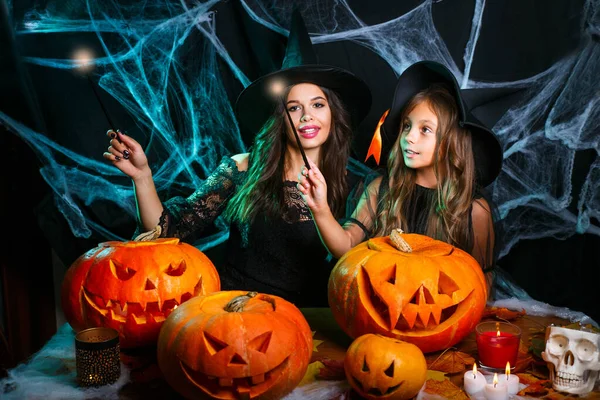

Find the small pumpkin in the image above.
[
  {"left": 329, "top": 230, "right": 487, "bottom": 353},
  {"left": 345, "top": 334, "right": 427, "bottom": 399},
  {"left": 157, "top": 291, "right": 313, "bottom": 400},
  {"left": 61, "top": 238, "right": 220, "bottom": 348}
]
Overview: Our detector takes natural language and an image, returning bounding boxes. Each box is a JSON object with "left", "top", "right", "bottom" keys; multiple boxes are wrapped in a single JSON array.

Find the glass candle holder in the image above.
[
  {"left": 75, "top": 327, "right": 121, "bottom": 387},
  {"left": 476, "top": 321, "right": 521, "bottom": 371}
]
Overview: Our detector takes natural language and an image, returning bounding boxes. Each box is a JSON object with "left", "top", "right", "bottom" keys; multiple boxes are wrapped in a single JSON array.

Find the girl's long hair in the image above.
[
  {"left": 373, "top": 84, "right": 477, "bottom": 251},
  {"left": 226, "top": 85, "right": 352, "bottom": 224}
]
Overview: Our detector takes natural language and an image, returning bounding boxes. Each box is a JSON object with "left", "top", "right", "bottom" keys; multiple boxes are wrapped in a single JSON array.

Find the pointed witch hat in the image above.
[
  {"left": 365, "top": 60, "right": 523, "bottom": 187},
  {"left": 235, "top": 9, "right": 372, "bottom": 145}
]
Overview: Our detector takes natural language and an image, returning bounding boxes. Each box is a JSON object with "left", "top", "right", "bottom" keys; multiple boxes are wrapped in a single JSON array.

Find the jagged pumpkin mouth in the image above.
[
  {"left": 360, "top": 265, "right": 475, "bottom": 332},
  {"left": 180, "top": 356, "right": 290, "bottom": 399},
  {"left": 80, "top": 277, "right": 202, "bottom": 324}
]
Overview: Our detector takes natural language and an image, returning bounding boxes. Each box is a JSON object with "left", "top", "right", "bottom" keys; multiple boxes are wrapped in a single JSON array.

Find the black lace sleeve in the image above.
[{"left": 135, "top": 156, "right": 245, "bottom": 242}]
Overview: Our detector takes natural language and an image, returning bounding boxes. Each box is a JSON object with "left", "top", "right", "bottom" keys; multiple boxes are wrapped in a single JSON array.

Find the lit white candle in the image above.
[
  {"left": 484, "top": 373, "right": 508, "bottom": 400},
  {"left": 504, "top": 362, "right": 520, "bottom": 395},
  {"left": 464, "top": 363, "right": 486, "bottom": 396}
]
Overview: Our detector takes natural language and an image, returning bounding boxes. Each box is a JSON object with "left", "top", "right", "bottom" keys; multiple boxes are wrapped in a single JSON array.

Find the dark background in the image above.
[{"left": 1, "top": 0, "right": 598, "bottom": 372}]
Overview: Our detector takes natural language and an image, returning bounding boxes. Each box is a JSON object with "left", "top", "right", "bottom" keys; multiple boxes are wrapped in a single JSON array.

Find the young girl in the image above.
[
  {"left": 102, "top": 11, "right": 372, "bottom": 306},
  {"left": 299, "top": 61, "right": 500, "bottom": 286}
]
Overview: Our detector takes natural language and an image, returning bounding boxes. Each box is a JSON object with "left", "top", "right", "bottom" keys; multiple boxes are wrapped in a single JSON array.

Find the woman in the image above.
[
  {"left": 299, "top": 61, "right": 500, "bottom": 289},
  {"left": 103, "top": 11, "right": 372, "bottom": 306}
]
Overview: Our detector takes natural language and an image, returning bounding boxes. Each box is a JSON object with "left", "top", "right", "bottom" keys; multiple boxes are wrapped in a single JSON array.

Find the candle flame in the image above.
[
  {"left": 493, "top": 373, "right": 498, "bottom": 387},
  {"left": 496, "top": 328, "right": 501, "bottom": 337},
  {"left": 473, "top": 363, "right": 477, "bottom": 377},
  {"left": 506, "top": 362, "right": 511, "bottom": 377}
]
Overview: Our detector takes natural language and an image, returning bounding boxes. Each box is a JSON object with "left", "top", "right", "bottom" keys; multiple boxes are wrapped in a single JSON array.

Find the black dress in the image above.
[{"left": 150, "top": 156, "right": 338, "bottom": 307}]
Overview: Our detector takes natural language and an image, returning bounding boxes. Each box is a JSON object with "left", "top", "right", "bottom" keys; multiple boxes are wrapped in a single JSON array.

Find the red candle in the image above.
[{"left": 476, "top": 322, "right": 521, "bottom": 369}]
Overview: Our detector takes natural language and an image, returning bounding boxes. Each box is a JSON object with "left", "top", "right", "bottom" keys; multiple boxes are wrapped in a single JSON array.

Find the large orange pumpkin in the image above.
[
  {"left": 61, "top": 238, "right": 220, "bottom": 348},
  {"left": 345, "top": 334, "right": 427, "bottom": 399},
  {"left": 157, "top": 291, "right": 313, "bottom": 400},
  {"left": 329, "top": 230, "right": 487, "bottom": 353}
]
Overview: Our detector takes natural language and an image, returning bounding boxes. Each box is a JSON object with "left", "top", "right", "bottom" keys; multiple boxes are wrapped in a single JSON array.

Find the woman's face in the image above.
[
  {"left": 399, "top": 100, "right": 438, "bottom": 180},
  {"left": 284, "top": 83, "right": 332, "bottom": 151}
]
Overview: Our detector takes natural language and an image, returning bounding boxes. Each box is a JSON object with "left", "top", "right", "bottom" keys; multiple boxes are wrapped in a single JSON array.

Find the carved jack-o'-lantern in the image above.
[
  {"left": 157, "top": 291, "right": 313, "bottom": 400},
  {"left": 61, "top": 238, "right": 220, "bottom": 348},
  {"left": 345, "top": 334, "right": 427, "bottom": 400},
  {"left": 329, "top": 230, "right": 487, "bottom": 353}
]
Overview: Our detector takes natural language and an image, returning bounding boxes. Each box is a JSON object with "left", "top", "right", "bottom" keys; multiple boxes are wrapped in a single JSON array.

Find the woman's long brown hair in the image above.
[
  {"left": 373, "top": 84, "right": 476, "bottom": 251},
  {"left": 226, "top": 85, "right": 352, "bottom": 224}
]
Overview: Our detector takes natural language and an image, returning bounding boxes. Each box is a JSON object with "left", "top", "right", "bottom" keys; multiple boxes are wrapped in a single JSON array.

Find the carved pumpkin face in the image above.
[
  {"left": 61, "top": 238, "right": 220, "bottom": 348},
  {"left": 345, "top": 334, "right": 427, "bottom": 400},
  {"left": 157, "top": 291, "right": 313, "bottom": 400},
  {"left": 329, "top": 233, "right": 487, "bottom": 353}
]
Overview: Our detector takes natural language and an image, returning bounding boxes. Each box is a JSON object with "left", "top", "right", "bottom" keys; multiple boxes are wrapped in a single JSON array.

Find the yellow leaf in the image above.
[
  {"left": 426, "top": 370, "right": 447, "bottom": 382},
  {"left": 298, "top": 361, "right": 324, "bottom": 387},
  {"left": 312, "top": 331, "right": 324, "bottom": 352}
]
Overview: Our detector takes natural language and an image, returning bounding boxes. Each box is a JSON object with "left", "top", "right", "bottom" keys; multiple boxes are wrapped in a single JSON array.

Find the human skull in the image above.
[{"left": 541, "top": 326, "right": 600, "bottom": 395}]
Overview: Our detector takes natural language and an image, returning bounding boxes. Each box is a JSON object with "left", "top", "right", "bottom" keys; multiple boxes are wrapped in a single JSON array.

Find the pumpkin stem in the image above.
[
  {"left": 259, "top": 294, "right": 277, "bottom": 311},
  {"left": 224, "top": 292, "right": 258, "bottom": 312},
  {"left": 390, "top": 229, "right": 412, "bottom": 253}
]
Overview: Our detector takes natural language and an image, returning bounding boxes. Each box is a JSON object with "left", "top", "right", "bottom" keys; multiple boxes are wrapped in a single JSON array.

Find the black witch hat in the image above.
[
  {"left": 235, "top": 9, "right": 372, "bottom": 144},
  {"left": 366, "top": 61, "right": 522, "bottom": 187}
]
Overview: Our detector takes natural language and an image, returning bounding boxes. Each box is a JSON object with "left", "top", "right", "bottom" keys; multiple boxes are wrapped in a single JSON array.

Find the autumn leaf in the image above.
[
  {"left": 312, "top": 331, "right": 324, "bottom": 352},
  {"left": 563, "top": 322, "right": 600, "bottom": 333},
  {"left": 317, "top": 358, "right": 346, "bottom": 380},
  {"left": 481, "top": 307, "right": 526, "bottom": 321},
  {"left": 424, "top": 378, "right": 469, "bottom": 399},
  {"left": 426, "top": 370, "right": 447, "bottom": 381},
  {"left": 427, "top": 350, "right": 476, "bottom": 374},
  {"left": 513, "top": 341, "right": 535, "bottom": 373},
  {"left": 529, "top": 337, "right": 546, "bottom": 359},
  {"left": 516, "top": 379, "right": 552, "bottom": 397},
  {"left": 516, "top": 372, "right": 543, "bottom": 386},
  {"left": 299, "top": 361, "right": 325, "bottom": 386},
  {"left": 528, "top": 326, "right": 546, "bottom": 336}
]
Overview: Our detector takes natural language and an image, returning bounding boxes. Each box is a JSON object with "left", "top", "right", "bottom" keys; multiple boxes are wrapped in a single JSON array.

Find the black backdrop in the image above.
[{"left": 1, "top": 0, "right": 598, "bottom": 364}]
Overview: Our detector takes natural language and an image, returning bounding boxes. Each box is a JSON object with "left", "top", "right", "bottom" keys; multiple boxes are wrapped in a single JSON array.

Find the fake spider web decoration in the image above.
[{"left": 0, "top": 0, "right": 598, "bottom": 260}]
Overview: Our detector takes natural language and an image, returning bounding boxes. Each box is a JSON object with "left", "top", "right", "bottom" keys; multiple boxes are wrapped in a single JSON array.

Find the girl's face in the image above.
[
  {"left": 284, "top": 83, "right": 332, "bottom": 150},
  {"left": 399, "top": 100, "right": 438, "bottom": 183}
]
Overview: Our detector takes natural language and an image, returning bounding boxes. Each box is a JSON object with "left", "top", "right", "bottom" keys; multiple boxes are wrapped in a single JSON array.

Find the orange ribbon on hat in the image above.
[{"left": 365, "top": 109, "right": 390, "bottom": 165}]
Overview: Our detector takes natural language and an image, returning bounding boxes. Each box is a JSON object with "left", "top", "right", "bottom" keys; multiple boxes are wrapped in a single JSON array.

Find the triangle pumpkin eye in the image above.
[
  {"left": 248, "top": 331, "right": 272, "bottom": 354},
  {"left": 203, "top": 331, "right": 228, "bottom": 355},
  {"left": 109, "top": 259, "right": 136, "bottom": 281},
  {"left": 384, "top": 361, "right": 394, "bottom": 377},
  {"left": 166, "top": 260, "right": 187, "bottom": 276},
  {"left": 438, "top": 271, "right": 459, "bottom": 296}
]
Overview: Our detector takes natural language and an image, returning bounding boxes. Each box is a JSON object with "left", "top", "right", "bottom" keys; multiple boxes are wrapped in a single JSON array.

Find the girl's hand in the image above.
[
  {"left": 102, "top": 130, "right": 152, "bottom": 181},
  {"left": 297, "top": 158, "right": 329, "bottom": 214}
]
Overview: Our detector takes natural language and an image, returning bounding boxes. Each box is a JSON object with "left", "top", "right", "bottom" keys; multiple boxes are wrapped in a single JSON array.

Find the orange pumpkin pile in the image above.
[
  {"left": 345, "top": 334, "right": 427, "bottom": 399},
  {"left": 329, "top": 231, "right": 487, "bottom": 353},
  {"left": 157, "top": 291, "right": 313, "bottom": 400},
  {"left": 61, "top": 238, "right": 220, "bottom": 348}
]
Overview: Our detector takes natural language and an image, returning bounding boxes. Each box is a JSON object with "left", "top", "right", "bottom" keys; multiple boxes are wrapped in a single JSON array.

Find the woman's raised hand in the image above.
[
  {"left": 103, "top": 130, "right": 151, "bottom": 180},
  {"left": 297, "top": 158, "right": 330, "bottom": 214}
]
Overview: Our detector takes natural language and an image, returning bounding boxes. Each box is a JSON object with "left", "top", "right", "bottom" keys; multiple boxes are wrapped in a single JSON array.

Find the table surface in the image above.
[{"left": 115, "top": 308, "right": 599, "bottom": 399}]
